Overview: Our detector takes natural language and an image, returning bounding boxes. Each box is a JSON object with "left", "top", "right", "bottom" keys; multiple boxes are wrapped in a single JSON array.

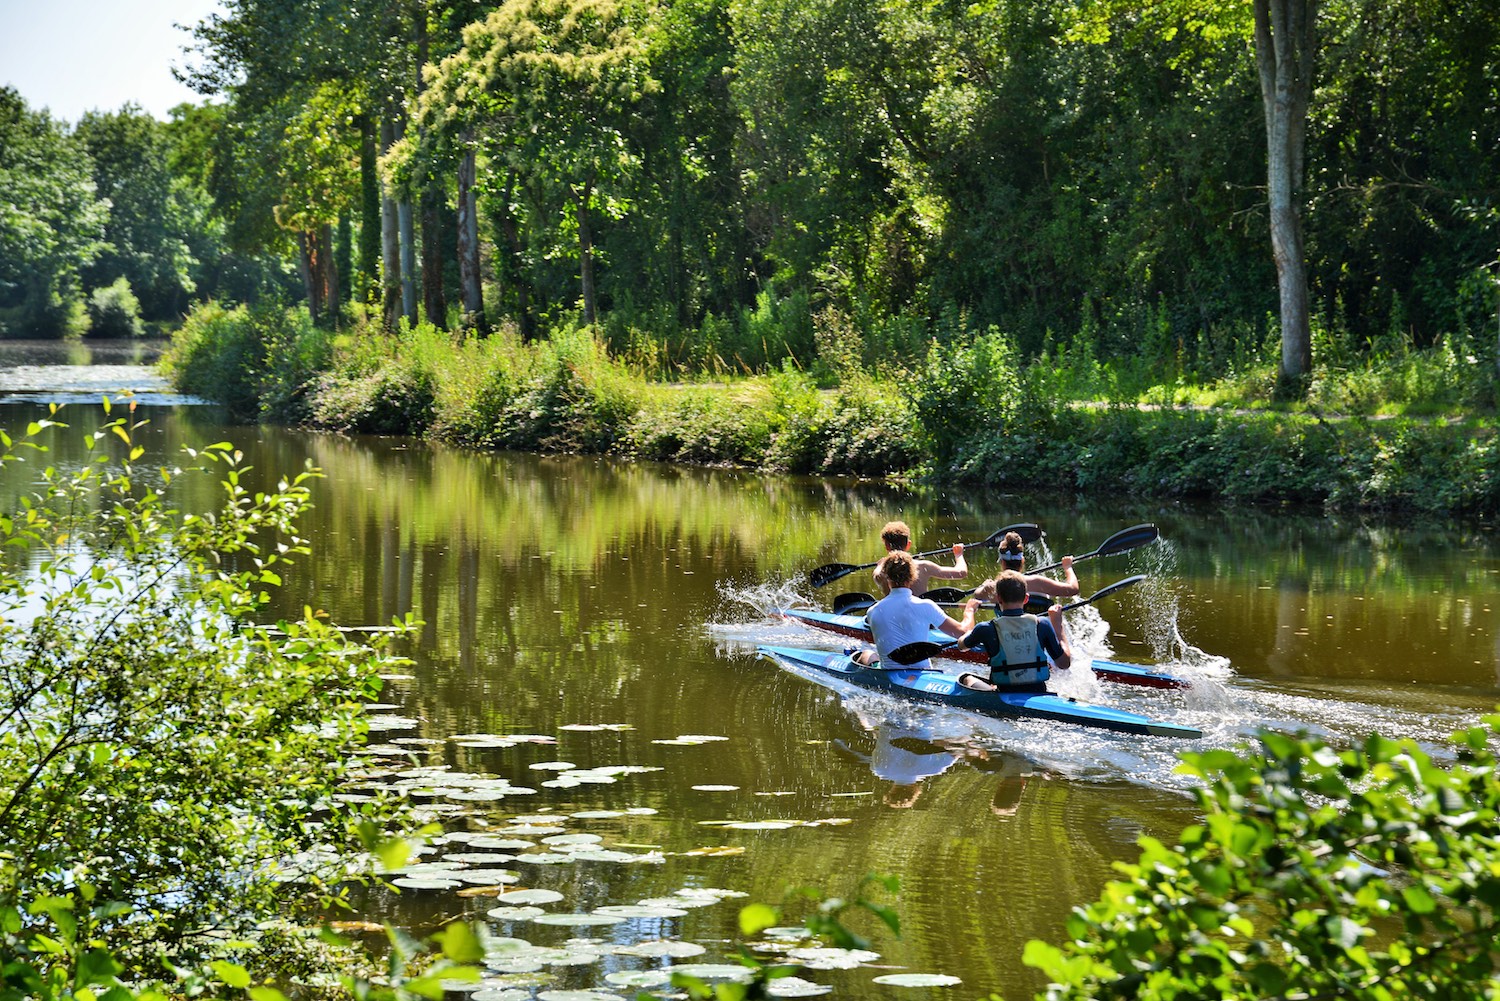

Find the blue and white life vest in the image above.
[{"left": 983, "top": 613, "right": 1050, "bottom": 687}]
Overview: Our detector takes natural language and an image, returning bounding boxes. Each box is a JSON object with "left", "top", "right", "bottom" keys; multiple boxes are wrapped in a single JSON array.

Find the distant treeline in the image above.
[{"left": 3, "top": 0, "right": 1498, "bottom": 391}]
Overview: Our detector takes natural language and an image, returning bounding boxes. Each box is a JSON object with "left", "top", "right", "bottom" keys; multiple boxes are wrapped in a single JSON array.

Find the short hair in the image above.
[
  {"left": 880, "top": 521, "right": 911, "bottom": 551},
  {"left": 879, "top": 550, "right": 916, "bottom": 589},
  {"left": 995, "top": 570, "right": 1028, "bottom": 604}
]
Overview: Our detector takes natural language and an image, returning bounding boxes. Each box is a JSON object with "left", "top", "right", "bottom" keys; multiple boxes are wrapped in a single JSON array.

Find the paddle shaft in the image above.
[{"left": 808, "top": 522, "right": 1042, "bottom": 588}]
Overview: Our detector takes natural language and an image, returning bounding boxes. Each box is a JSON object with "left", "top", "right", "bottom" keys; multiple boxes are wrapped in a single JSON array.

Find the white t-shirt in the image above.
[{"left": 865, "top": 588, "right": 949, "bottom": 670}]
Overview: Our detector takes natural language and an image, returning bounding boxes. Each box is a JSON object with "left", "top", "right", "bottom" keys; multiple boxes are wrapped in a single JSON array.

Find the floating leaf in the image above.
[
  {"left": 454, "top": 869, "right": 520, "bottom": 885},
  {"left": 604, "top": 970, "right": 670, "bottom": 988},
  {"left": 530, "top": 913, "right": 625, "bottom": 927},
  {"left": 569, "top": 810, "right": 625, "bottom": 819},
  {"left": 767, "top": 977, "right": 833, "bottom": 997},
  {"left": 692, "top": 785, "right": 740, "bottom": 792},
  {"left": 617, "top": 940, "right": 707, "bottom": 959},
  {"left": 679, "top": 846, "right": 746, "bottom": 857},
  {"left": 724, "top": 821, "right": 795, "bottom": 831},
  {"left": 871, "top": 973, "right": 963, "bottom": 987},
  {"left": 444, "top": 853, "right": 520, "bottom": 865},
  {"left": 494, "top": 889, "right": 564, "bottom": 905},
  {"left": 530, "top": 761, "right": 577, "bottom": 771},
  {"left": 484, "top": 906, "right": 546, "bottom": 922},
  {"left": 541, "top": 834, "right": 603, "bottom": 846},
  {"left": 787, "top": 947, "right": 880, "bottom": 969},
  {"left": 593, "top": 904, "right": 688, "bottom": 918},
  {"left": 393, "top": 877, "right": 462, "bottom": 890},
  {"left": 535, "top": 992, "right": 621, "bottom": 1001},
  {"left": 666, "top": 964, "right": 755, "bottom": 982}
]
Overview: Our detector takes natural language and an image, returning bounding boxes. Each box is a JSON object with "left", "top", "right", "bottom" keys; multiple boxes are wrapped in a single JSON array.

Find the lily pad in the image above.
[
  {"left": 494, "top": 888, "right": 565, "bottom": 905},
  {"left": 675, "top": 887, "right": 749, "bottom": 901},
  {"left": 665, "top": 965, "right": 754, "bottom": 982},
  {"left": 514, "top": 852, "right": 575, "bottom": 865},
  {"left": 530, "top": 913, "right": 626, "bottom": 927},
  {"left": 870, "top": 973, "right": 963, "bottom": 987},
  {"left": 603, "top": 970, "right": 670, "bottom": 988},
  {"left": 767, "top": 977, "right": 833, "bottom": 997},
  {"left": 618, "top": 940, "right": 706, "bottom": 959},
  {"left": 485, "top": 906, "right": 546, "bottom": 921},
  {"left": 445, "top": 852, "right": 520, "bottom": 865},
  {"left": 569, "top": 810, "right": 625, "bottom": 819},
  {"left": 530, "top": 761, "right": 576, "bottom": 771},
  {"left": 454, "top": 869, "right": 520, "bottom": 885},
  {"left": 724, "top": 821, "right": 796, "bottom": 831},
  {"left": 392, "top": 877, "right": 461, "bottom": 890},
  {"left": 625, "top": 807, "right": 658, "bottom": 815},
  {"left": 593, "top": 904, "right": 688, "bottom": 918},
  {"left": 470, "top": 838, "right": 537, "bottom": 851},
  {"left": 469, "top": 990, "right": 531, "bottom": 1001},
  {"left": 541, "top": 833, "right": 603, "bottom": 846},
  {"left": 786, "top": 947, "right": 880, "bottom": 969},
  {"left": 692, "top": 784, "right": 740, "bottom": 792},
  {"left": 512, "top": 814, "right": 571, "bottom": 824},
  {"left": 535, "top": 992, "right": 620, "bottom": 1001}
]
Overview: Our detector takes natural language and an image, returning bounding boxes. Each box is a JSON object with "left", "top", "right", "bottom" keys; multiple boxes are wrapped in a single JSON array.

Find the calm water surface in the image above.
[{"left": 3, "top": 343, "right": 1497, "bottom": 999}]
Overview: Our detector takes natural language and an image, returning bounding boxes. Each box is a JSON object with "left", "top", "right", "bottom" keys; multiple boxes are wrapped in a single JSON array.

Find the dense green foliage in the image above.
[
  {"left": 11, "top": 0, "right": 1496, "bottom": 390},
  {"left": 0, "top": 408, "right": 415, "bottom": 990},
  {"left": 0, "top": 89, "right": 109, "bottom": 337},
  {"left": 164, "top": 310, "right": 1499, "bottom": 515},
  {"left": 1023, "top": 722, "right": 1500, "bottom": 998}
]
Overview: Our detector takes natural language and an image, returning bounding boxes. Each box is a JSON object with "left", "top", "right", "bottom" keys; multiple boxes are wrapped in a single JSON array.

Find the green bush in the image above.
[
  {"left": 84, "top": 276, "right": 144, "bottom": 338},
  {"left": 162, "top": 300, "right": 332, "bottom": 422}
]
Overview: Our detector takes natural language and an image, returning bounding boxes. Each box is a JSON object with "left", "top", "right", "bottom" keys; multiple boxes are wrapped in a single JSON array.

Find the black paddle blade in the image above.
[
  {"left": 1059, "top": 574, "right": 1147, "bottom": 612},
  {"left": 832, "top": 591, "right": 876, "bottom": 615},
  {"left": 888, "top": 640, "right": 948, "bottom": 665},
  {"left": 808, "top": 562, "right": 860, "bottom": 588},
  {"left": 1096, "top": 523, "right": 1160, "bottom": 557},
  {"left": 922, "top": 587, "right": 969, "bottom": 604}
]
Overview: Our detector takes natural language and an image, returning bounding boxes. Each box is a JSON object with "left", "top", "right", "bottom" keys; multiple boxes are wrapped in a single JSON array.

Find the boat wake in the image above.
[{"left": 706, "top": 587, "right": 1487, "bottom": 794}]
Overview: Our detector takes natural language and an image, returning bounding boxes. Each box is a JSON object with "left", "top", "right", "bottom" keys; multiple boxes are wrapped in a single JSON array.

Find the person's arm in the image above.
[
  {"left": 1025, "top": 555, "right": 1080, "bottom": 598},
  {"left": 1045, "top": 605, "right": 1072, "bottom": 670},
  {"left": 940, "top": 597, "right": 980, "bottom": 639},
  {"left": 873, "top": 563, "right": 892, "bottom": 596},
  {"left": 927, "top": 543, "right": 968, "bottom": 581}
]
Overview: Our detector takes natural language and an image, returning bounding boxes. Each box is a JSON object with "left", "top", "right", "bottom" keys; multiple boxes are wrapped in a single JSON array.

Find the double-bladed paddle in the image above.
[
  {"left": 807, "top": 522, "right": 1043, "bottom": 589},
  {"left": 921, "top": 523, "right": 1161, "bottom": 605},
  {"left": 884, "top": 573, "right": 1148, "bottom": 666}
]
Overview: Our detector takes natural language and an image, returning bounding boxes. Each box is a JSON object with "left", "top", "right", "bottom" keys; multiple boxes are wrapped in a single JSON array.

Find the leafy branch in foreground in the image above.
[
  {"left": 0, "top": 402, "right": 417, "bottom": 989},
  {"left": 1024, "top": 722, "right": 1500, "bottom": 999}
]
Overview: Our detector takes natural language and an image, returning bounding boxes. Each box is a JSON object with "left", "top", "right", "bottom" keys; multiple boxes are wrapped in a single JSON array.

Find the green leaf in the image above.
[
  {"left": 211, "top": 961, "right": 252, "bottom": 988},
  {"left": 737, "top": 903, "right": 779, "bottom": 937}
]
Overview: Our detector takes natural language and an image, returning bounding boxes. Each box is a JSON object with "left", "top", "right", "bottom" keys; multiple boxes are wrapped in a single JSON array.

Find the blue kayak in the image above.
[
  {"left": 778, "top": 607, "right": 1190, "bottom": 690},
  {"left": 757, "top": 645, "right": 1202, "bottom": 740}
]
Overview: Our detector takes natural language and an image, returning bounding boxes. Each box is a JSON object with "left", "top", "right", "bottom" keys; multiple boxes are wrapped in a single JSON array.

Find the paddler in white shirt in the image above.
[{"left": 855, "top": 551, "right": 980, "bottom": 671}]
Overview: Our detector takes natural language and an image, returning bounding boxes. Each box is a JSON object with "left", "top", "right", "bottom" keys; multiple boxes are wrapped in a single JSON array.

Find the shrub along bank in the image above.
[{"left": 161, "top": 303, "right": 1500, "bottom": 518}]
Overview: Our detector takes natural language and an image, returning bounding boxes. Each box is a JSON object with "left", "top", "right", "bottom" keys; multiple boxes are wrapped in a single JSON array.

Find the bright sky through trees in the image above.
[{"left": 0, "top": 0, "right": 224, "bottom": 123}]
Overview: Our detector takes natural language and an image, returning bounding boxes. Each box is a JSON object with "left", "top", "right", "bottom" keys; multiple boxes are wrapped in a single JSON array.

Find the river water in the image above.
[{"left": 3, "top": 341, "right": 1497, "bottom": 999}]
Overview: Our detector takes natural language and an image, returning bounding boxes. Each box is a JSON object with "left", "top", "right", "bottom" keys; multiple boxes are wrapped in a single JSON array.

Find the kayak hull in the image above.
[
  {"left": 778, "top": 608, "right": 1189, "bottom": 690},
  {"left": 756, "top": 645, "right": 1202, "bottom": 740}
]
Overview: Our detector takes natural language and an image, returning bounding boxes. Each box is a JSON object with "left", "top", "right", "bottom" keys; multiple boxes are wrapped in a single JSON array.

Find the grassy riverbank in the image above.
[{"left": 161, "top": 302, "right": 1499, "bottom": 518}]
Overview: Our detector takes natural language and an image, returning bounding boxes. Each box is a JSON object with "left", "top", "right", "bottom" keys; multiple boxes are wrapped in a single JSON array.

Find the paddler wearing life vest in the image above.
[
  {"left": 871, "top": 520, "right": 968, "bottom": 597},
  {"left": 954, "top": 570, "right": 1072, "bottom": 693}
]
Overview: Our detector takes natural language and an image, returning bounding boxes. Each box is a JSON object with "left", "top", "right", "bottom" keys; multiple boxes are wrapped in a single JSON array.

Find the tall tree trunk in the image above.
[
  {"left": 380, "top": 118, "right": 402, "bottom": 331},
  {"left": 414, "top": 0, "right": 446, "bottom": 330},
  {"left": 359, "top": 115, "right": 381, "bottom": 304},
  {"left": 333, "top": 216, "right": 346, "bottom": 322},
  {"left": 1254, "top": 0, "right": 1316, "bottom": 389},
  {"left": 297, "top": 230, "right": 322, "bottom": 323},
  {"left": 457, "top": 142, "right": 486, "bottom": 333},
  {"left": 399, "top": 196, "right": 417, "bottom": 323},
  {"left": 576, "top": 177, "right": 597, "bottom": 327},
  {"left": 495, "top": 169, "right": 536, "bottom": 342},
  {"left": 421, "top": 186, "right": 448, "bottom": 329}
]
